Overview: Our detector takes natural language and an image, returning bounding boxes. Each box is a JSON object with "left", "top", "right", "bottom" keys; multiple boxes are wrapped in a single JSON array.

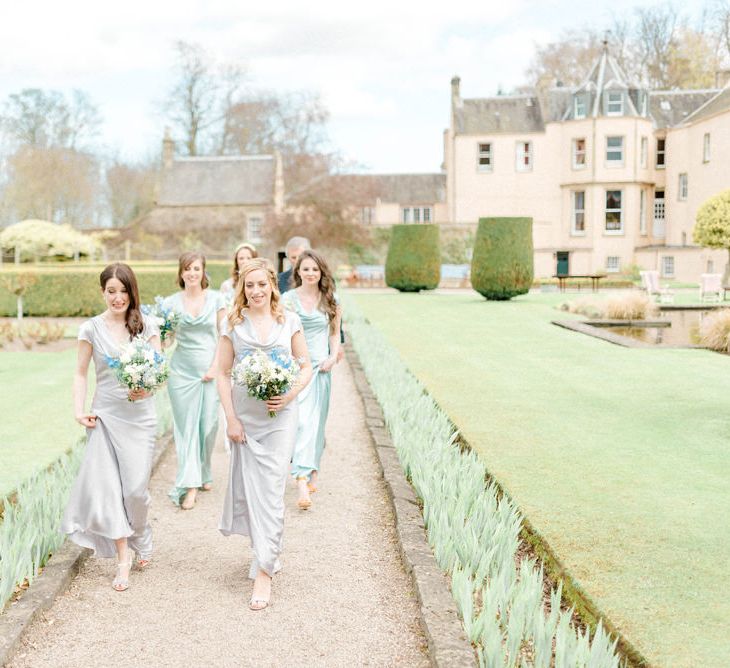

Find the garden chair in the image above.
[
  {"left": 699, "top": 273, "right": 722, "bottom": 303},
  {"left": 640, "top": 270, "right": 674, "bottom": 304}
]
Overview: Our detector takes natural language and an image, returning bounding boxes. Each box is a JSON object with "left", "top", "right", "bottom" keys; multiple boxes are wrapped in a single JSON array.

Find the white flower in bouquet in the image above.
[
  {"left": 231, "top": 347, "right": 300, "bottom": 417},
  {"left": 106, "top": 337, "right": 170, "bottom": 401}
]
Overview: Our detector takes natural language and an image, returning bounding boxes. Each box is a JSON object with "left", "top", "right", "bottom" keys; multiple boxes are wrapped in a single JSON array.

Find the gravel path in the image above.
[{"left": 8, "top": 359, "right": 429, "bottom": 668}]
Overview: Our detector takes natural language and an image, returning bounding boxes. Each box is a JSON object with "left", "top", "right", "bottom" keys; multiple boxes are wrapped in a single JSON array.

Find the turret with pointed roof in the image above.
[{"left": 564, "top": 39, "right": 648, "bottom": 120}]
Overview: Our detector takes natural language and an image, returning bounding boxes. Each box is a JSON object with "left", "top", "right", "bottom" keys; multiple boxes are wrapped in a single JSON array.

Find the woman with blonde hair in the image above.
[
  {"left": 220, "top": 242, "right": 258, "bottom": 304},
  {"left": 282, "top": 250, "right": 341, "bottom": 510},
  {"left": 165, "top": 252, "right": 227, "bottom": 509},
  {"left": 217, "top": 258, "right": 312, "bottom": 610}
]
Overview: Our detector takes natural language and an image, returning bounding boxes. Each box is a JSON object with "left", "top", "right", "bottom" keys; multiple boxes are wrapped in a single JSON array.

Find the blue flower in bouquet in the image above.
[
  {"left": 231, "top": 348, "right": 300, "bottom": 417},
  {"left": 106, "top": 337, "right": 170, "bottom": 401},
  {"left": 141, "top": 295, "right": 180, "bottom": 341}
]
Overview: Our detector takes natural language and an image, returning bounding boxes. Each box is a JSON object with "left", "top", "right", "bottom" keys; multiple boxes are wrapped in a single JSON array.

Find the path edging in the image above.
[
  {"left": 346, "top": 345, "right": 477, "bottom": 667},
  {"left": 0, "top": 433, "right": 172, "bottom": 668}
]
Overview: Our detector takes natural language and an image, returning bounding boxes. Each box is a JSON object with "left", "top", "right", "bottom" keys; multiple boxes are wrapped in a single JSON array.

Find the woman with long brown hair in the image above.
[
  {"left": 61, "top": 263, "right": 161, "bottom": 591},
  {"left": 281, "top": 250, "right": 341, "bottom": 510},
  {"left": 217, "top": 258, "right": 312, "bottom": 610},
  {"left": 165, "top": 252, "right": 227, "bottom": 509},
  {"left": 219, "top": 242, "right": 258, "bottom": 304}
]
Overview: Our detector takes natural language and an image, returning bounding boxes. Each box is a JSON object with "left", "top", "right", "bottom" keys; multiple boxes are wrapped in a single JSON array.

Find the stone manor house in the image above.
[
  {"left": 441, "top": 45, "right": 730, "bottom": 282},
  {"left": 142, "top": 45, "right": 730, "bottom": 281}
]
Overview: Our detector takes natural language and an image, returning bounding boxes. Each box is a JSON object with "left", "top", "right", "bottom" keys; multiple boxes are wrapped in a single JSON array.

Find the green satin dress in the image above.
[
  {"left": 165, "top": 290, "right": 226, "bottom": 505},
  {"left": 282, "top": 290, "right": 334, "bottom": 481}
]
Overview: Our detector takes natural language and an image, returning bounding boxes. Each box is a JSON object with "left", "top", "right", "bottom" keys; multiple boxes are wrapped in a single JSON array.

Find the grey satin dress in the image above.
[
  {"left": 218, "top": 311, "right": 303, "bottom": 579},
  {"left": 61, "top": 315, "right": 159, "bottom": 559}
]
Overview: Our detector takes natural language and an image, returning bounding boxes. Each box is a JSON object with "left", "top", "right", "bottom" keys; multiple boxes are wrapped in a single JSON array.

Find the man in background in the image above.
[{"left": 277, "top": 236, "right": 311, "bottom": 294}]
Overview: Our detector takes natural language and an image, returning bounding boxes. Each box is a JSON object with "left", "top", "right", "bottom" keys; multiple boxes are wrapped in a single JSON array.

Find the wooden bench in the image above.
[{"left": 553, "top": 274, "right": 607, "bottom": 292}]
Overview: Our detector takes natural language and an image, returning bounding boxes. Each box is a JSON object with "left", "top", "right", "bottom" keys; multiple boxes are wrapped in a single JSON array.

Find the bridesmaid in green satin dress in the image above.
[
  {"left": 281, "top": 250, "right": 341, "bottom": 510},
  {"left": 165, "top": 252, "right": 227, "bottom": 509}
]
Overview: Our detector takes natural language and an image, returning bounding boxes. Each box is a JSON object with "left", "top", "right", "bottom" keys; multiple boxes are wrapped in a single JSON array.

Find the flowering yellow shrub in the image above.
[{"left": 0, "top": 219, "right": 98, "bottom": 260}]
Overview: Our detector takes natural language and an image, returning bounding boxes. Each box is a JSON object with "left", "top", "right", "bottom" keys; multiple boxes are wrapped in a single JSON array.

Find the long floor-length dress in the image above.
[
  {"left": 218, "top": 310, "right": 303, "bottom": 579},
  {"left": 165, "top": 290, "right": 226, "bottom": 505},
  {"left": 282, "top": 290, "right": 334, "bottom": 481},
  {"left": 61, "top": 315, "right": 159, "bottom": 559}
]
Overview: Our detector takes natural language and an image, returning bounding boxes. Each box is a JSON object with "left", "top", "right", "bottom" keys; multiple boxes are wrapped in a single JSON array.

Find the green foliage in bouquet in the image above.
[
  {"left": 0, "top": 263, "right": 229, "bottom": 317},
  {"left": 471, "top": 217, "right": 533, "bottom": 300},
  {"left": 385, "top": 224, "right": 440, "bottom": 292}
]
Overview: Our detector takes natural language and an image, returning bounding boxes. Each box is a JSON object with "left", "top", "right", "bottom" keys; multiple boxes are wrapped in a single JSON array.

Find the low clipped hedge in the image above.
[
  {"left": 0, "top": 262, "right": 230, "bottom": 317},
  {"left": 385, "top": 224, "right": 440, "bottom": 292},
  {"left": 471, "top": 217, "right": 533, "bottom": 300}
]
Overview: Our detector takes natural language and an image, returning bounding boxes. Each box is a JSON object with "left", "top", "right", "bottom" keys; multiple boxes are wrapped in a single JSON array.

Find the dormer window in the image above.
[
  {"left": 574, "top": 95, "right": 587, "bottom": 119},
  {"left": 606, "top": 91, "right": 623, "bottom": 115}
]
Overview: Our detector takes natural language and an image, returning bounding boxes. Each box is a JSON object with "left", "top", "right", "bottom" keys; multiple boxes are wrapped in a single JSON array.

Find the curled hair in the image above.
[
  {"left": 177, "top": 251, "right": 209, "bottom": 289},
  {"left": 230, "top": 242, "right": 258, "bottom": 282},
  {"left": 99, "top": 263, "right": 144, "bottom": 339},
  {"left": 292, "top": 250, "right": 339, "bottom": 334},
  {"left": 229, "top": 258, "right": 285, "bottom": 328}
]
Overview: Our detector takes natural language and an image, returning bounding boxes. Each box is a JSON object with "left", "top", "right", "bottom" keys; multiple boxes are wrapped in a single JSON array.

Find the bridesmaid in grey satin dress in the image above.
[
  {"left": 61, "top": 263, "right": 161, "bottom": 592},
  {"left": 217, "top": 258, "right": 312, "bottom": 610}
]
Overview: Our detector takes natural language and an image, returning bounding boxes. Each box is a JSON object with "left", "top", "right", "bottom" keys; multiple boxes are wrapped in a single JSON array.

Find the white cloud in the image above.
[{"left": 0, "top": 0, "right": 709, "bottom": 171}]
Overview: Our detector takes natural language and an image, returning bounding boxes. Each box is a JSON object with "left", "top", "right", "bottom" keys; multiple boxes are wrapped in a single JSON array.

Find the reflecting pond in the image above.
[{"left": 601, "top": 308, "right": 715, "bottom": 346}]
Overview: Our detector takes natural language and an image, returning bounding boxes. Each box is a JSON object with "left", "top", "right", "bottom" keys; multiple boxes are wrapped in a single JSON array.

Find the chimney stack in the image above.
[
  {"left": 451, "top": 76, "right": 461, "bottom": 106},
  {"left": 162, "top": 127, "right": 174, "bottom": 169}
]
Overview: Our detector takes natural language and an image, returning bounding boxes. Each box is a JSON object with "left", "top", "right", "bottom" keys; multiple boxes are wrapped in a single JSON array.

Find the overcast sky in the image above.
[{"left": 0, "top": 0, "right": 709, "bottom": 173}]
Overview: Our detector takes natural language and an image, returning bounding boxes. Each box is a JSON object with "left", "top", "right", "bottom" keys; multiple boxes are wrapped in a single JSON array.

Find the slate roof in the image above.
[
  {"left": 453, "top": 43, "right": 729, "bottom": 134},
  {"left": 289, "top": 173, "right": 447, "bottom": 205},
  {"left": 649, "top": 90, "right": 720, "bottom": 128},
  {"left": 682, "top": 87, "right": 730, "bottom": 124},
  {"left": 157, "top": 155, "right": 275, "bottom": 207},
  {"left": 357, "top": 173, "right": 446, "bottom": 204},
  {"left": 455, "top": 96, "right": 544, "bottom": 134}
]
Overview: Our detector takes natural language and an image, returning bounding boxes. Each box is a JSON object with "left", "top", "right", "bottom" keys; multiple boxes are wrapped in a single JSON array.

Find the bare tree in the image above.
[
  {"left": 525, "top": 4, "right": 719, "bottom": 90},
  {"left": 164, "top": 40, "right": 246, "bottom": 156},
  {"left": 220, "top": 90, "right": 330, "bottom": 192},
  {"left": 105, "top": 160, "right": 158, "bottom": 227},
  {"left": 634, "top": 3, "right": 683, "bottom": 87},
  {"left": 0, "top": 88, "right": 100, "bottom": 150},
  {"left": 525, "top": 29, "right": 604, "bottom": 87},
  {"left": 267, "top": 158, "right": 377, "bottom": 251},
  {"left": 710, "top": 0, "right": 730, "bottom": 66},
  {"left": 3, "top": 146, "right": 100, "bottom": 226}
]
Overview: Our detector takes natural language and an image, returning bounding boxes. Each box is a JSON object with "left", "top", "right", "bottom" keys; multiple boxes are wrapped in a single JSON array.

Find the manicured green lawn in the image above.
[
  {"left": 349, "top": 290, "right": 730, "bottom": 667},
  {"left": 0, "top": 349, "right": 86, "bottom": 497}
]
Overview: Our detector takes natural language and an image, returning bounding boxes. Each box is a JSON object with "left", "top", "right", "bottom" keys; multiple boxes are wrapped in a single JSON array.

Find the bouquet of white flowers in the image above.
[
  {"left": 106, "top": 338, "right": 170, "bottom": 401},
  {"left": 141, "top": 296, "right": 180, "bottom": 342},
  {"left": 231, "top": 347, "right": 300, "bottom": 417}
]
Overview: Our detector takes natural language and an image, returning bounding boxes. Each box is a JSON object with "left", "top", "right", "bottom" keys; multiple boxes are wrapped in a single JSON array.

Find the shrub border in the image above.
[
  {"left": 345, "top": 343, "right": 477, "bottom": 667},
  {"left": 345, "top": 311, "right": 648, "bottom": 667},
  {"left": 0, "top": 432, "right": 172, "bottom": 666}
]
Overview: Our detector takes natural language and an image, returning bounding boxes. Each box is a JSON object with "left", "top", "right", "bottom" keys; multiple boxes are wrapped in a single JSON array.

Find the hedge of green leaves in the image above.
[
  {"left": 0, "top": 262, "right": 230, "bottom": 317},
  {"left": 385, "top": 224, "right": 441, "bottom": 292},
  {"left": 345, "top": 300, "right": 621, "bottom": 667},
  {"left": 471, "top": 217, "right": 534, "bottom": 300},
  {"left": 0, "top": 394, "right": 171, "bottom": 612}
]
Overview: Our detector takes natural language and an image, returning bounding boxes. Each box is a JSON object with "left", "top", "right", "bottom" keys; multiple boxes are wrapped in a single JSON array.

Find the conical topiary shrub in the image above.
[
  {"left": 471, "top": 217, "right": 533, "bottom": 300},
  {"left": 385, "top": 224, "right": 440, "bottom": 292}
]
